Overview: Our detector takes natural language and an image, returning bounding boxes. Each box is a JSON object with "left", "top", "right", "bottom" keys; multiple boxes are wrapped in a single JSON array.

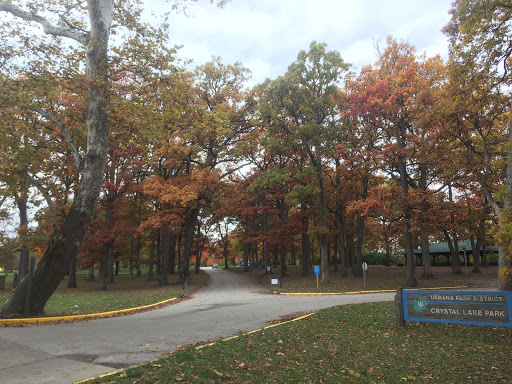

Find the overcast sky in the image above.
[{"left": 146, "top": 0, "right": 454, "bottom": 85}]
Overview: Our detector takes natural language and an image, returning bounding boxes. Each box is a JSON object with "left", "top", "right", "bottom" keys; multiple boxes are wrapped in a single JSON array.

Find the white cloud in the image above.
[{"left": 147, "top": 0, "right": 453, "bottom": 85}]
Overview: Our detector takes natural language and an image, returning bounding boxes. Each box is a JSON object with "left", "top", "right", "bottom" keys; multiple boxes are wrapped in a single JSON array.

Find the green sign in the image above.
[{"left": 398, "top": 290, "right": 512, "bottom": 327}]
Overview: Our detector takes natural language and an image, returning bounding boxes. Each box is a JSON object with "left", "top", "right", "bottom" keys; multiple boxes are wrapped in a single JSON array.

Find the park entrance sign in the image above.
[{"left": 396, "top": 289, "right": 512, "bottom": 327}]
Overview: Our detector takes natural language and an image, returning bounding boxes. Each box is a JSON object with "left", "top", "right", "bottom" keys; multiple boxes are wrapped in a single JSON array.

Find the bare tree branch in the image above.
[
  {"left": 0, "top": 194, "right": 7, "bottom": 210},
  {"left": 0, "top": 2, "right": 89, "bottom": 45},
  {"left": 17, "top": 171, "right": 58, "bottom": 234},
  {"left": 27, "top": 106, "right": 81, "bottom": 170}
]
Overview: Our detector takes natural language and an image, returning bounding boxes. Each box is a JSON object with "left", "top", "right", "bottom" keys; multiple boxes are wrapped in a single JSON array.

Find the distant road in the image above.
[{"left": 0, "top": 268, "right": 395, "bottom": 384}]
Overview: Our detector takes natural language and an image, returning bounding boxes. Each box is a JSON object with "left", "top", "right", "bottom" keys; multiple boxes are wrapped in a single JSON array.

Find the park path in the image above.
[{"left": 0, "top": 269, "right": 395, "bottom": 384}]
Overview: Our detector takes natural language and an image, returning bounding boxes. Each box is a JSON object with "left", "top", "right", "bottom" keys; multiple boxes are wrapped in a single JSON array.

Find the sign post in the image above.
[
  {"left": 362, "top": 262, "right": 368, "bottom": 291},
  {"left": 314, "top": 266, "right": 320, "bottom": 290}
]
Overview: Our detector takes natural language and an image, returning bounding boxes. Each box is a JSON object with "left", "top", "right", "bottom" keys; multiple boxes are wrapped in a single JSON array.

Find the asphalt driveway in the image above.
[{"left": 0, "top": 268, "right": 395, "bottom": 384}]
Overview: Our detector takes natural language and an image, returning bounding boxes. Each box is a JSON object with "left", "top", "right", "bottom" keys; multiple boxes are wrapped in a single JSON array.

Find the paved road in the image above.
[{"left": 0, "top": 268, "right": 395, "bottom": 384}]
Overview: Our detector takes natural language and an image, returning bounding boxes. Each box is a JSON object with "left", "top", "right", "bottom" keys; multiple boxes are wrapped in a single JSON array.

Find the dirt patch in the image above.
[{"left": 229, "top": 265, "right": 500, "bottom": 293}]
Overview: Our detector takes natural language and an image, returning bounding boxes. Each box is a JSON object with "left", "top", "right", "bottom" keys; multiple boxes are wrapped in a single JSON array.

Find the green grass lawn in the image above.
[
  {"left": 84, "top": 301, "right": 512, "bottom": 383},
  {"left": 0, "top": 268, "right": 208, "bottom": 317}
]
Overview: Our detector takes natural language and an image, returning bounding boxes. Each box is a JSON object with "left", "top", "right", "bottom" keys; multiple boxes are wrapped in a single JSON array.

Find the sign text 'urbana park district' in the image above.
[{"left": 398, "top": 290, "right": 512, "bottom": 327}]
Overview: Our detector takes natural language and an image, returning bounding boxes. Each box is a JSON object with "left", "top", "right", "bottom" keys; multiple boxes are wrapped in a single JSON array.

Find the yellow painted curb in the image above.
[
  {"left": 196, "top": 312, "right": 316, "bottom": 349},
  {"left": 0, "top": 297, "right": 177, "bottom": 326},
  {"left": 274, "top": 286, "right": 469, "bottom": 296},
  {"left": 74, "top": 368, "right": 127, "bottom": 384}
]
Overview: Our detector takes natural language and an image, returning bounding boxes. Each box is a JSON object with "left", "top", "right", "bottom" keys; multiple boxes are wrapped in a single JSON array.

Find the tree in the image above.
[
  {"left": 0, "top": 0, "right": 114, "bottom": 317},
  {"left": 0, "top": 0, "right": 177, "bottom": 316},
  {"left": 350, "top": 37, "right": 446, "bottom": 286},
  {"left": 444, "top": 0, "right": 512, "bottom": 290},
  {"left": 260, "top": 41, "right": 350, "bottom": 284}
]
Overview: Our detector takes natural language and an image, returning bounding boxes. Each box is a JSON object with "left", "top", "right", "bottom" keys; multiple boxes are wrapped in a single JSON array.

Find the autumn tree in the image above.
[
  {"left": 350, "top": 37, "right": 446, "bottom": 286},
  {"left": 0, "top": 0, "right": 181, "bottom": 317},
  {"left": 444, "top": 0, "right": 512, "bottom": 290},
  {"left": 259, "top": 41, "right": 350, "bottom": 284}
]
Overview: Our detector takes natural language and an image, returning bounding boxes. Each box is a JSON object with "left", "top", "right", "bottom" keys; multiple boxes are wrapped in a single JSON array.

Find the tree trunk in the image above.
[
  {"left": 177, "top": 229, "right": 183, "bottom": 275},
  {"left": 107, "top": 248, "right": 115, "bottom": 284},
  {"left": 333, "top": 231, "right": 338, "bottom": 272},
  {"left": 67, "top": 256, "right": 77, "bottom": 288},
  {"left": 301, "top": 204, "right": 309, "bottom": 276},
  {"left": 385, "top": 240, "right": 391, "bottom": 267},
  {"left": 243, "top": 242, "right": 250, "bottom": 272},
  {"left": 180, "top": 208, "right": 199, "bottom": 281},
  {"left": 420, "top": 168, "right": 433, "bottom": 279},
  {"left": 314, "top": 157, "right": 329, "bottom": 284},
  {"left": 159, "top": 226, "right": 170, "bottom": 286},
  {"left": 263, "top": 196, "right": 271, "bottom": 274},
  {"left": 98, "top": 243, "right": 109, "bottom": 291},
  {"left": 135, "top": 236, "right": 142, "bottom": 277},
  {"left": 337, "top": 209, "right": 348, "bottom": 277},
  {"left": 471, "top": 235, "right": 481, "bottom": 273},
  {"left": 354, "top": 215, "right": 364, "bottom": 277},
  {"left": 87, "top": 266, "right": 95, "bottom": 281},
  {"left": 253, "top": 241, "right": 259, "bottom": 268},
  {"left": 346, "top": 232, "right": 354, "bottom": 269},
  {"left": 16, "top": 193, "right": 29, "bottom": 280},
  {"left": 290, "top": 239, "right": 296, "bottom": 265},
  {"left": 169, "top": 235, "right": 176, "bottom": 275},
  {"left": 446, "top": 185, "right": 462, "bottom": 274},
  {"left": 420, "top": 231, "right": 433, "bottom": 279},
  {"left": 478, "top": 218, "right": 488, "bottom": 267},
  {"left": 279, "top": 198, "right": 287, "bottom": 277},
  {"left": 223, "top": 231, "right": 229, "bottom": 269},
  {"left": 354, "top": 174, "right": 368, "bottom": 277},
  {"left": 397, "top": 134, "right": 417, "bottom": 287},
  {"left": 155, "top": 229, "right": 161, "bottom": 282},
  {"left": 497, "top": 105, "right": 512, "bottom": 290},
  {"left": 129, "top": 233, "right": 135, "bottom": 279},
  {"left": 147, "top": 234, "right": 156, "bottom": 281},
  {"left": 195, "top": 245, "right": 202, "bottom": 273},
  {"left": 444, "top": 230, "right": 461, "bottom": 274},
  {"left": 129, "top": 194, "right": 139, "bottom": 279}
]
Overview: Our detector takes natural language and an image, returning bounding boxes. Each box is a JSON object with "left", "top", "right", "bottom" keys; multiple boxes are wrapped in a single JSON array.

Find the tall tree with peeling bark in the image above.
[
  {"left": 0, "top": 0, "right": 114, "bottom": 317},
  {"left": 0, "top": 0, "right": 175, "bottom": 317}
]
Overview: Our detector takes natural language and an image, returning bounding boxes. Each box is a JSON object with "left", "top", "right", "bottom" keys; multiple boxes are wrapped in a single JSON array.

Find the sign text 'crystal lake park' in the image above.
[{"left": 399, "top": 290, "right": 512, "bottom": 327}]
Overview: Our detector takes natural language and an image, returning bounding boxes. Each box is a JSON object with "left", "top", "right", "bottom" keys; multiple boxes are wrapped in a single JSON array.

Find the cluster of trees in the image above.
[{"left": 0, "top": 0, "right": 511, "bottom": 318}]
